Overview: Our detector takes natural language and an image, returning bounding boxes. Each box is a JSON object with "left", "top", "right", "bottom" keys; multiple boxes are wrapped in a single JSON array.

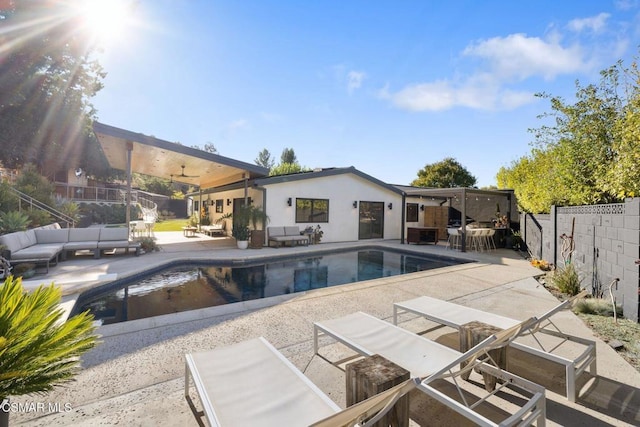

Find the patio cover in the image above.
[
  {"left": 93, "top": 121, "right": 269, "bottom": 189},
  {"left": 396, "top": 185, "right": 514, "bottom": 252}
]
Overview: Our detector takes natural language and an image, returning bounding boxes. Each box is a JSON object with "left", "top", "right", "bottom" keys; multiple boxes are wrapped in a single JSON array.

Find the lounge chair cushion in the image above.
[{"left": 186, "top": 337, "right": 340, "bottom": 426}]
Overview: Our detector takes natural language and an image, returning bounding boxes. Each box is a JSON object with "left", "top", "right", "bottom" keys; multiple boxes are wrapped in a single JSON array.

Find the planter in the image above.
[
  {"left": 250, "top": 230, "right": 265, "bottom": 249},
  {"left": 236, "top": 240, "right": 249, "bottom": 250}
]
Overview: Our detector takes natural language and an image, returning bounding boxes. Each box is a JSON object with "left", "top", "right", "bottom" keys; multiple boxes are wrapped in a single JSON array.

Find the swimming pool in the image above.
[{"left": 72, "top": 247, "right": 469, "bottom": 325}]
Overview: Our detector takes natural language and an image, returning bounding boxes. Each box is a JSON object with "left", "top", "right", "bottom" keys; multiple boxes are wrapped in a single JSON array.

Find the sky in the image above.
[{"left": 91, "top": 0, "right": 640, "bottom": 188}]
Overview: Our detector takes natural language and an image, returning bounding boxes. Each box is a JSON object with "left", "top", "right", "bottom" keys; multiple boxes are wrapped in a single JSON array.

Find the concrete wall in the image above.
[{"left": 521, "top": 198, "right": 640, "bottom": 321}]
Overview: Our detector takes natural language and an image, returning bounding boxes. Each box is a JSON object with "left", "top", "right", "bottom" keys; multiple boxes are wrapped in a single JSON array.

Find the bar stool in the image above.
[{"left": 446, "top": 228, "right": 461, "bottom": 250}]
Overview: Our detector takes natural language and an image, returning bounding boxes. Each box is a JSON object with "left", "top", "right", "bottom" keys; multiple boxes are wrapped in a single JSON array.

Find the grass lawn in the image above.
[{"left": 153, "top": 218, "right": 190, "bottom": 232}]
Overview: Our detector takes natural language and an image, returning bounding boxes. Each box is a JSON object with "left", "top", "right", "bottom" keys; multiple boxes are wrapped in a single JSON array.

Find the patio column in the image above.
[
  {"left": 126, "top": 141, "right": 133, "bottom": 232},
  {"left": 461, "top": 188, "right": 467, "bottom": 252}
]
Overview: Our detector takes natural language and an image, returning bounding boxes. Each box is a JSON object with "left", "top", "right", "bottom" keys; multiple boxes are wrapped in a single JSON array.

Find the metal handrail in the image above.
[{"left": 10, "top": 187, "right": 76, "bottom": 228}]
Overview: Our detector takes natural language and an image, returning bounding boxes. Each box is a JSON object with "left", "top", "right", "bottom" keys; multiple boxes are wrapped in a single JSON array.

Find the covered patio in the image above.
[
  {"left": 398, "top": 186, "right": 516, "bottom": 252},
  {"left": 92, "top": 121, "right": 269, "bottom": 225}
]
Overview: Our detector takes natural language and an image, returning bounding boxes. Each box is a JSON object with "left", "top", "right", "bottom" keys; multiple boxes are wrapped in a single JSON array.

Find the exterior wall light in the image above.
[
  {"left": 420, "top": 205, "right": 424, "bottom": 211},
  {"left": 287, "top": 197, "right": 292, "bottom": 206},
  {"left": 353, "top": 201, "right": 358, "bottom": 208},
  {"left": 388, "top": 203, "right": 393, "bottom": 210},
  {"left": 227, "top": 199, "right": 231, "bottom": 206}
]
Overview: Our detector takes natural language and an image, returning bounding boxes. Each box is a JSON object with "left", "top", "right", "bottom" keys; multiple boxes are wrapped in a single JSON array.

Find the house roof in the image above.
[
  {"left": 254, "top": 167, "right": 404, "bottom": 195},
  {"left": 92, "top": 121, "right": 269, "bottom": 189}
]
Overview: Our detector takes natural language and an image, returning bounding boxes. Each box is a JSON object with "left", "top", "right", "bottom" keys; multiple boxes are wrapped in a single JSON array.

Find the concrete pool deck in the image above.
[{"left": 11, "top": 232, "right": 640, "bottom": 426}]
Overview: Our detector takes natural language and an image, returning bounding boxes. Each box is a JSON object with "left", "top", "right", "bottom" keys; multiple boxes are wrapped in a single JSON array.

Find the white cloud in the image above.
[
  {"left": 567, "top": 13, "right": 611, "bottom": 33},
  {"left": 347, "top": 70, "right": 366, "bottom": 94},
  {"left": 383, "top": 31, "right": 593, "bottom": 112},
  {"left": 228, "top": 119, "right": 248, "bottom": 130},
  {"left": 383, "top": 78, "right": 534, "bottom": 112},
  {"left": 462, "top": 33, "right": 586, "bottom": 80}
]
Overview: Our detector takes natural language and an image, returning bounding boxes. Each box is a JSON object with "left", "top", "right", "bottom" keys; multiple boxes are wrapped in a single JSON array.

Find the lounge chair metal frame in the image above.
[
  {"left": 393, "top": 290, "right": 595, "bottom": 402},
  {"left": 185, "top": 336, "right": 419, "bottom": 427},
  {"left": 314, "top": 312, "right": 546, "bottom": 427}
]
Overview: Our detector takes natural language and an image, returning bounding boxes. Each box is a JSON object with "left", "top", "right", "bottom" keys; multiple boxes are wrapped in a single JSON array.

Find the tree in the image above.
[
  {"left": 201, "top": 142, "right": 218, "bottom": 154},
  {"left": 280, "top": 148, "right": 297, "bottom": 164},
  {"left": 411, "top": 158, "right": 476, "bottom": 188},
  {"left": 255, "top": 148, "right": 275, "bottom": 169},
  {"left": 497, "top": 60, "right": 635, "bottom": 212},
  {"left": 0, "top": 2, "right": 106, "bottom": 177},
  {"left": 269, "top": 162, "right": 307, "bottom": 176}
]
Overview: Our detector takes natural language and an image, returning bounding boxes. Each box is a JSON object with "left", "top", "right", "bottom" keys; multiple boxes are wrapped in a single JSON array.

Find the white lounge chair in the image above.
[
  {"left": 393, "top": 290, "right": 595, "bottom": 402},
  {"left": 184, "top": 336, "right": 419, "bottom": 427},
  {"left": 314, "top": 312, "right": 546, "bottom": 427}
]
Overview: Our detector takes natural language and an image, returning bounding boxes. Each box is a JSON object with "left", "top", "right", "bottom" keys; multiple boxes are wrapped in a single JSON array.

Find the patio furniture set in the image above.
[
  {"left": 447, "top": 227, "right": 498, "bottom": 251},
  {"left": 185, "top": 291, "right": 595, "bottom": 425},
  {"left": 0, "top": 223, "right": 140, "bottom": 273}
]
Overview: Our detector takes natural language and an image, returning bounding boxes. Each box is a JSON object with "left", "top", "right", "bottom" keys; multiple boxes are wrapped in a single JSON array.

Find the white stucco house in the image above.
[
  {"left": 92, "top": 122, "right": 516, "bottom": 247},
  {"left": 197, "top": 166, "right": 463, "bottom": 244}
]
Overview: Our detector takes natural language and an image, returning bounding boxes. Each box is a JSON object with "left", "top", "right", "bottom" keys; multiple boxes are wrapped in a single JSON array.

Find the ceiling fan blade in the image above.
[{"left": 179, "top": 165, "right": 200, "bottom": 178}]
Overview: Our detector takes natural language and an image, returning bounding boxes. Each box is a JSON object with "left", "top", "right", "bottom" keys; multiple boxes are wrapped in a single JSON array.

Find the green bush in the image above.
[
  {"left": 136, "top": 237, "right": 159, "bottom": 253},
  {"left": 0, "top": 211, "right": 31, "bottom": 233},
  {"left": 26, "top": 209, "right": 52, "bottom": 228},
  {"left": 551, "top": 263, "right": 582, "bottom": 296},
  {"left": 0, "top": 276, "right": 98, "bottom": 400}
]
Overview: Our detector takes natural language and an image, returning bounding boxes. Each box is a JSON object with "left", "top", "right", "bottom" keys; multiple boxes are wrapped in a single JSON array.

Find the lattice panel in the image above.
[{"left": 557, "top": 203, "right": 625, "bottom": 215}]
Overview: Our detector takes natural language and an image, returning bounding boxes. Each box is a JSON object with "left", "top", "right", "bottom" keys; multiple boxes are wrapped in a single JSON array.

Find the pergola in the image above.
[
  {"left": 92, "top": 122, "right": 269, "bottom": 224},
  {"left": 397, "top": 185, "right": 514, "bottom": 252}
]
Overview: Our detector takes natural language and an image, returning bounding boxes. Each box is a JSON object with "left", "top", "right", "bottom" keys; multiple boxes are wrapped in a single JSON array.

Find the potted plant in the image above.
[
  {"left": 247, "top": 206, "right": 270, "bottom": 249},
  {"left": 232, "top": 224, "right": 250, "bottom": 249},
  {"left": 231, "top": 205, "right": 252, "bottom": 249},
  {"left": 0, "top": 276, "right": 98, "bottom": 427}
]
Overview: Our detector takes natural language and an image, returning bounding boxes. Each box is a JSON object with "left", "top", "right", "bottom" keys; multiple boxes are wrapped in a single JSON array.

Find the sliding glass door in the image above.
[{"left": 358, "top": 201, "right": 384, "bottom": 239}]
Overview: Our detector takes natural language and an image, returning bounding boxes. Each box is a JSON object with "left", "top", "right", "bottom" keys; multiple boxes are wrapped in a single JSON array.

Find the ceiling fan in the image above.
[{"left": 170, "top": 165, "right": 199, "bottom": 182}]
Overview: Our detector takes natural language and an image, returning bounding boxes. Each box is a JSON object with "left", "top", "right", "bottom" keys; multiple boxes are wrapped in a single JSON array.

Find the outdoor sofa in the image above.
[
  {"left": 0, "top": 225, "right": 140, "bottom": 273},
  {"left": 200, "top": 223, "right": 225, "bottom": 236},
  {"left": 267, "top": 226, "right": 309, "bottom": 247}
]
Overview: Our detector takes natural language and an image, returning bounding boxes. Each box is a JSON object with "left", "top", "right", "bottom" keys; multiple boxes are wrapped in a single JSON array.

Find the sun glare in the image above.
[{"left": 79, "top": 0, "right": 133, "bottom": 45}]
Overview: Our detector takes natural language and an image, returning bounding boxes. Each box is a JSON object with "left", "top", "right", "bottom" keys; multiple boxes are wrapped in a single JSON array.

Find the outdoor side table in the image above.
[
  {"left": 346, "top": 354, "right": 410, "bottom": 427},
  {"left": 459, "top": 321, "right": 507, "bottom": 391}
]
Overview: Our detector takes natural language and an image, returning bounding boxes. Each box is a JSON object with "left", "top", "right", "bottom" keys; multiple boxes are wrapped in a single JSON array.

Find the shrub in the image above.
[
  {"left": 551, "top": 263, "right": 582, "bottom": 296},
  {"left": 0, "top": 276, "right": 98, "bottom": 401},
  {"left": 0, "top": 211, "right": 31, "bottom": 233},
  {"left": 136, "top": 237, "right": 159, "bottom": 253},
  {"left": 574, "top": 298, "right": 623, "bottom": 318},
  {"left": 26, "top": 209, "right": 52, "bottom": 228}
]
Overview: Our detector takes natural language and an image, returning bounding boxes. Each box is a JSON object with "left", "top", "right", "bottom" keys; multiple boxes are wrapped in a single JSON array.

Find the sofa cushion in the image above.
[
  {"left": 69, "top": 228, "right": 101, "bottom": 242},
  {"left": 284, "top": 226, "right": 301, "bottom": 236},
  {"left": 11, "top": 244, "right": 63, "bottom": 261},
  {"left": 64, "top": 241, "right": 98, "bottom": 251},
  {"left": 268, "top": 227, "right": 285, "bottom": 238},
  {"left": 19, "top": 230, "right": 37, "bottom": 247},
  {"left": 98, "top": 227, "right": 129, "bottom": 242},
  {"left": 35, "top": 229, "right": 69, "bottom": 244},
  {"left": 0, "top": 232, "right": 25, "bottom": 253}
]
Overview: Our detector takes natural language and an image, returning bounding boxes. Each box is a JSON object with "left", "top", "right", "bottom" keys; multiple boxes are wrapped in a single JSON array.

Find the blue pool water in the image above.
[{"left": 72, "top": 248, "right": 468, "bottom": 324}]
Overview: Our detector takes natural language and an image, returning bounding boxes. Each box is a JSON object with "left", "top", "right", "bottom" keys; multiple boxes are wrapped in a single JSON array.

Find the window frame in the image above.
[
  {"left": 406, "top": 203, "right": 419, "bottom": 222},
  {"left": 295, "top": 198, "right": 329, "bottom": 223}
]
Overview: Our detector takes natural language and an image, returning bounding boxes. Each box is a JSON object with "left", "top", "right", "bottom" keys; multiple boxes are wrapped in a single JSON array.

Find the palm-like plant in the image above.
[{"left": 0, "top": 276, "right": 98, "bottom": 402}]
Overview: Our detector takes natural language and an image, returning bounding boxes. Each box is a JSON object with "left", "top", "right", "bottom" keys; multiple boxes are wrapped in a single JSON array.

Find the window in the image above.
[
  {"left": 215, "top": 199, "right": 223, "bottom": 213},
  {"left": 295, "top": 198, "right": 329, "bottom": 223},
  {"left": 406, "top": 203, "right": 418, "bottom": 222}
]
